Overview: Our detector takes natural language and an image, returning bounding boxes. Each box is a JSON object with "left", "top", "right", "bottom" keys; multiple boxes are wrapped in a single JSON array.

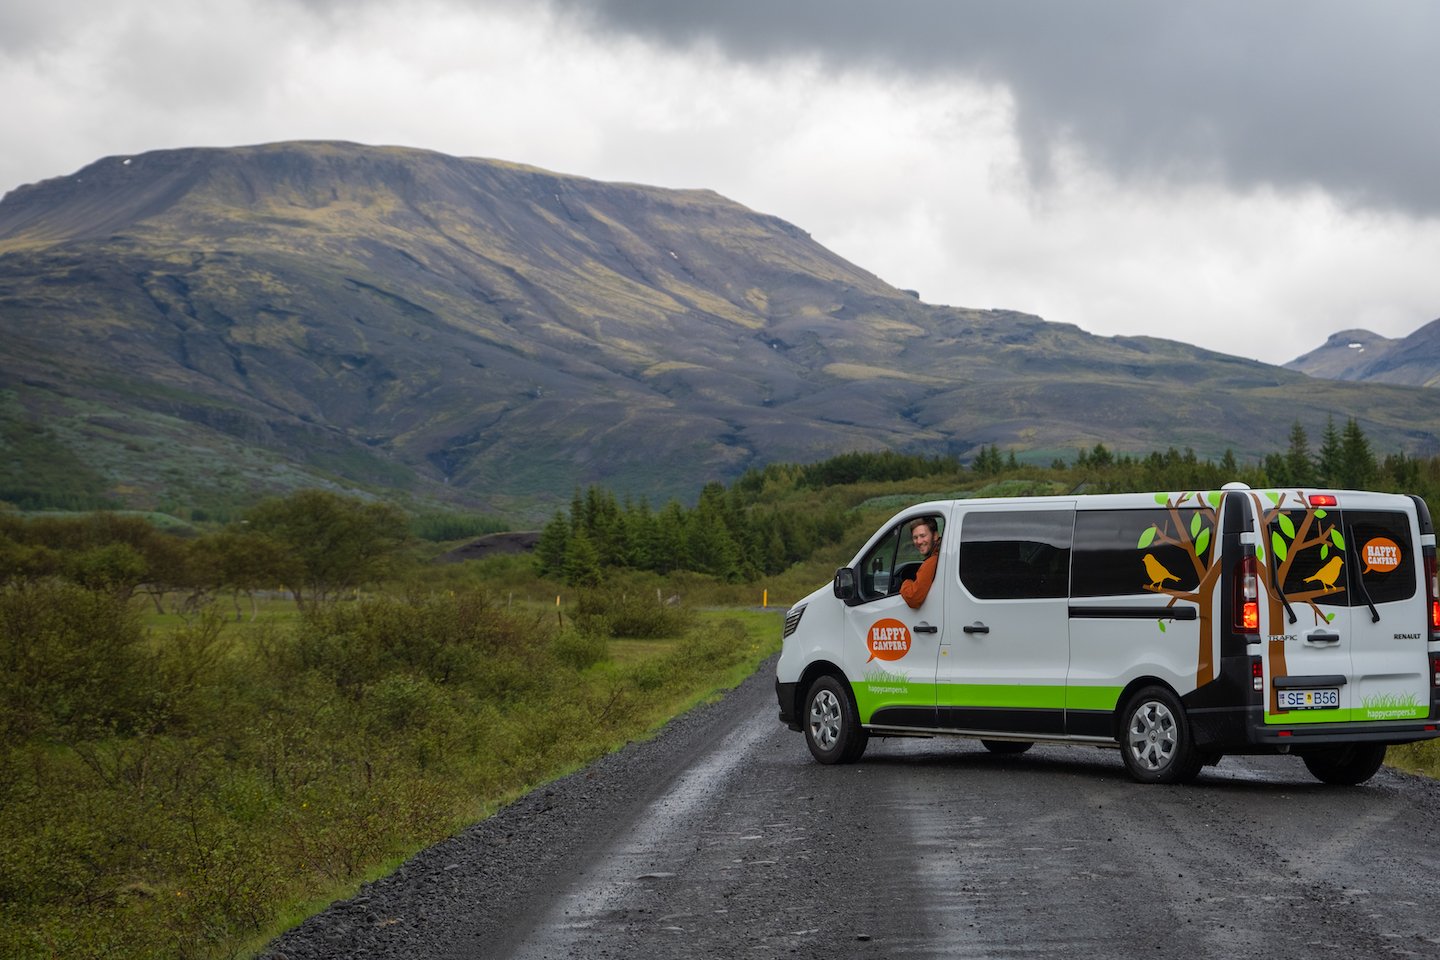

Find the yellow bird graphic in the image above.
[
  {"left": 1304, "top": 555, "right": 1344, "bottom": 591},
  {"left": 1142, "top": 553, "right": 1180, "bottom": 590}
]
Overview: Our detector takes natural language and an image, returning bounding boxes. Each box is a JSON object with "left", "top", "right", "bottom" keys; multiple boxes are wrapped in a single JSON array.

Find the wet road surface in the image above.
[{"left": 265, "top": 658, "right": 1440, "bottom": 959}]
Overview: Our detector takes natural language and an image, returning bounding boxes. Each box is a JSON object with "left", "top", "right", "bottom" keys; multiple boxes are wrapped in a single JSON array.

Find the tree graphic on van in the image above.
[
  {"left": 1248, "top": 490, "right": 1346, "bottom": 713},
  {"left": 1137, "top": 492, "right": 1221, "bottom": 687}
]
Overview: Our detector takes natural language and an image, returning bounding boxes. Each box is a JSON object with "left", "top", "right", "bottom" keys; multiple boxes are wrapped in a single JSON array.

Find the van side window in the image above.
[
  {"left": 958, "top": 510, "right": 1073, "bottom": 600},
  {"left": 857, "top": 516, "right": 944, "bottom": 602},
  {"left": 1272, "top": 509, "right": 1415, "bottom": 606},
  {"left": 1072, "top": 509, "right": 1214, "bottom": 598}
]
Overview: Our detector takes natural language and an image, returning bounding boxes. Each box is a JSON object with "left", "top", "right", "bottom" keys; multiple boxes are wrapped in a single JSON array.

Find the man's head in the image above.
[{"left": 910, "top": 517, "right": 940, "bottom": 557}]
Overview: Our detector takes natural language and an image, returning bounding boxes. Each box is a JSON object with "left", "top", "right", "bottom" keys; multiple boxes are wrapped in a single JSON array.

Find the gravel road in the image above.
[{"left": 263, "top": 656, "right": 1440, "bottom": 959}]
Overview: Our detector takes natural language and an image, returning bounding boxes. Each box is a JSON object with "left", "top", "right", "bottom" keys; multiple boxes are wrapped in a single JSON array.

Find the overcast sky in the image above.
[{"left": 3, "top": 0, "right": 1438, "bottom": 365}]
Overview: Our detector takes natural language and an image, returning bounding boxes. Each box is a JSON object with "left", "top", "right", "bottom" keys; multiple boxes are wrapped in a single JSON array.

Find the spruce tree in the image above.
[
  {"left": 534, "top": 511, "right": 570, "bottom": 577},
  {"left": 1338, "top": 418, "right": 1376, "bottom": 489},
  {"left": 563, "top": 529, "right": 603, "bottom": 587},
  {"left": 1316, "top": 416, "right": 1342, "bottom": 486},
  {"left": 1283, "top": 421, "right": 1314, "bottom": 488}
]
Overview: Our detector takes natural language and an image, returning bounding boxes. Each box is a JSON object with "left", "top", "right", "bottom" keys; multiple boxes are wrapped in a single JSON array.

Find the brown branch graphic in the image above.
[{"left": 1148, "top": 493, "right": 1224, "bottom": 686}]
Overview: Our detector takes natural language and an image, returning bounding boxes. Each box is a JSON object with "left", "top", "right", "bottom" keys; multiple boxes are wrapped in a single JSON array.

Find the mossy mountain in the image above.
[{"left": 4, "top": 141, "right": 1440, "bottom": 518}]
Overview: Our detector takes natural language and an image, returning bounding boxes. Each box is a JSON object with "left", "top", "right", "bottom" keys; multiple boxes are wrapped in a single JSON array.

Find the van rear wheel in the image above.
[
  {"left": 1120, "top": 687, "right": 1203, "bottom": 784},
  {"left": 1302, "top": 743, "right": 1387, "bottom": 785},
  {"left": 803, "top": 675, "right": 868, "bottom": 764},
  {"left": 981, "top": 740, "right": 1033, "bottom": 755}
]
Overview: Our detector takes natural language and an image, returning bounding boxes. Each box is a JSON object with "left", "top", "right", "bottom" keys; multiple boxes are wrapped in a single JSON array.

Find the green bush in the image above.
[
  {"left": 277, "top": 593, "right": 547, "bottom": 696},
  {"left": 574, "top": 589, "right": 694, "bottom": 638},
  {"left": 0, "top": 581, "right": 155, "bottom": 739},
  {"left": 550, "top": 627, "right": 609, "bottom": 670}
]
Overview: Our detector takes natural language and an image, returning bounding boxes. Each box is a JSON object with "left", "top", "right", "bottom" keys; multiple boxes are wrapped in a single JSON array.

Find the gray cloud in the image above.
[{"left": 555, "top": 0, "right": 1440, "bottom": 215}]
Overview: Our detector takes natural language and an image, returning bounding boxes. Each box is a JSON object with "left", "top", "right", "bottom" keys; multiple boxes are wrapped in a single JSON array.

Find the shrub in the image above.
[
  {"left": 550, "top": 627, "right": 608, "bottom": 671},
  {"left": 273, "top": 591, "right": 552, "bottom": 698},
  {"left": 574, "top": 589, "right": 694, "bottom": 639},
  {"left": 0, "top": 581, "right": 154, "bottom": 740}
]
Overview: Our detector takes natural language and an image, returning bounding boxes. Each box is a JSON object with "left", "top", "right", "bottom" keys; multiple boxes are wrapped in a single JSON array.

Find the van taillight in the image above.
[
  {"left": 1427, "top": 555, "right": 1440, "bottom": 635},
  {"left": 1251, "top": 657, "right": 1263, "bottom": 693},
  {"left": 1432, "top": 655, "right": 1440, "bottom": 689},
  {"left": 1235, "top": 554, "right": 1259, "bottom": 634}
]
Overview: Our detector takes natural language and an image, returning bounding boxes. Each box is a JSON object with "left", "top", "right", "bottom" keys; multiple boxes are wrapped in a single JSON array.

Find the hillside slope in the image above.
[{"left": 4, "top": 141, "right": 1440, "bottom": 516}]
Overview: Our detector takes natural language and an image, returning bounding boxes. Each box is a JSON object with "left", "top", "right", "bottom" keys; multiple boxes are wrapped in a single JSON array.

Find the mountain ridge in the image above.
[
  {"left": 4, "top": 141, "right": 1440, "bottom": 519},
  {"left": 1286, "top": 321, "right": 1440, "bottom": 388}
]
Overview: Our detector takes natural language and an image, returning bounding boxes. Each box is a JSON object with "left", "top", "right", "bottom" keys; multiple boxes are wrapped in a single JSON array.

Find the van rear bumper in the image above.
[
  {"left": 1192, "top": 704, "right": 1440, "bottom": 749},
  {"left": 1248, "top": 720, "right": 1440, "bottom": 746}
]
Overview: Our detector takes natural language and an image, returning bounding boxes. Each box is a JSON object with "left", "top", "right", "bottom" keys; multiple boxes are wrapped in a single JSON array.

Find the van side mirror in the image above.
[{"left": 833, "top": 567, "right": 857, "bottom": 602}]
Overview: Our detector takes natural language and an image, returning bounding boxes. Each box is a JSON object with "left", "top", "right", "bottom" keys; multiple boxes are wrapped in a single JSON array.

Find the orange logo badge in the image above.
[
  {"left": 1362, "top": 537, "right": 1401, "bottom": 574},
  {"left": 866, "top": 618, "right": 912, "bottom": 662}
]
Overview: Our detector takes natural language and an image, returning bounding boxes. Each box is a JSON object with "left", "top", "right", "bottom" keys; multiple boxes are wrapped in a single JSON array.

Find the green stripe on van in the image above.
[
  {"left": 1265, "top": 705, "right": 1426, "bottom": 725},
  {"left": 1065, "top": 686, "right": 1124, "bottom": 712},
  {"left": 851, "top": 681, "right": 1122, "bottom": 723},
  {"left": 938, "top": 684, "right": 1067, "bottom": 710}
]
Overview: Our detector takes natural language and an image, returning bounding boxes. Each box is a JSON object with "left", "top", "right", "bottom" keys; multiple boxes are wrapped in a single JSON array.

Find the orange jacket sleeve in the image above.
[{"left": 900, "top": 554, "right": 938, "bottom": 609}]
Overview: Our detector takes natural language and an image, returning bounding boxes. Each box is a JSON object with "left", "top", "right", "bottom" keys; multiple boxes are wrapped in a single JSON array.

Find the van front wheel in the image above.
[
  {"left": 1302, "top": 743, "right": 1387, "bottom": 785},
  {"left": 1120, "top": 687, "right": 1203, "bottom": 784},
  {"left": 804, "top": 675, "right": 868, "bottom": 764}
]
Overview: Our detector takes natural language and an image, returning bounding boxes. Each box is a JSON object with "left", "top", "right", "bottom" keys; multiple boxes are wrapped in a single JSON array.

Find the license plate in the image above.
[{"left": 1277, "top": 688, "right": 1339, "bottom": 710}]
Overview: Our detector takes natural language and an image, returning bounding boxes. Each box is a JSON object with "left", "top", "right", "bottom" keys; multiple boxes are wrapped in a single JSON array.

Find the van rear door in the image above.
[
  {"left": 1261, "top": 495, "right": 1428, "bottom": 725},
  {"left": 1342, "top": 501, "right": 1428, "bottom": 723}
]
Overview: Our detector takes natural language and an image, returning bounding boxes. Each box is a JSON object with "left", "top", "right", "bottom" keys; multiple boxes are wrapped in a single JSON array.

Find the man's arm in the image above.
[{"left": 899, "top": 554, "right": 938, "bottom": 609}]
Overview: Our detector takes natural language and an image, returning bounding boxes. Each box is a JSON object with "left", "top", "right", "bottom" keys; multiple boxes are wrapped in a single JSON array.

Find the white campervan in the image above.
[{"left": 775, "top": 485, "right": 1440, "bottom": 784}]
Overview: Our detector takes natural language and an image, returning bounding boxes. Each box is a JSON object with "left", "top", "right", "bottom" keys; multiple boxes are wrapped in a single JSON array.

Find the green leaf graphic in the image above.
[
  {"left": 1321, "top": 544, "right": 1329, "bottom": 560},
  {"left": 1207, "top": 491, "right": 1223, "bottom": 508},
  {"left": 1278, "top": 513, "right": 1296, "bottom": 538},
  {"left": 1331, "top": 528, "right": 1346, "bottom": 550},
  {"left": 1326, "top": 612, "right": 1336, "bottom": 623},
  {"left": 1158, "top": 620, "right": 1167, "bottom": 633},
  {"left": 1315, "top": 508, "right": 1328, "bottom": 519},
  {"left": 1256, "top": 541, "right": 1266, "bottom": 563},
  {"left": 1194, "top": 528, "right": 1211, "bottom": 557},
  {"left": 1190, "top": 513, "right": 1203, "bottom": 538},
  {"left": 1137, "top": 525, "right": 1157, "bottom": 549},
  {"left": 1266, "top": 491, "right": 1281, "bottom": 504},
  {"left": 1154, "top": 493, "right": 1171, "bottom": 505},
  {"left": 1271, "top": 531, "right": 1288, "bottom": 562}
]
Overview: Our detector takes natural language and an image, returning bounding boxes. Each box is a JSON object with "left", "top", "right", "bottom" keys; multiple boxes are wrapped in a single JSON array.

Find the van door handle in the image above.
[
  {"left": 1305, "top": 631, "right": 1341, "bottom": 644},
  {"left": 914, "top": 622, "right": 939, "bottom": 634},
  {"left": 963, "top": 622, "right": 989, "bottom": 635}
]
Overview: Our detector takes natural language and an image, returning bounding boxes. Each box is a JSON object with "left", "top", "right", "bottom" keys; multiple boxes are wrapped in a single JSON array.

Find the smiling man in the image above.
[{"left": 900, "top": 516, "right": 941, "bottom": 609}]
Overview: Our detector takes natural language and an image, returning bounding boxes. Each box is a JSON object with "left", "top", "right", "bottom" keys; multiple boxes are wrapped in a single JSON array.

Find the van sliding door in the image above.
[{"left": 938, "top": 506, "right": 1074, "bottom": 736}]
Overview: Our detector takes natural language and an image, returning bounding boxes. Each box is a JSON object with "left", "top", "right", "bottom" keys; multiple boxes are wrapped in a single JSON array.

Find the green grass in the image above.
[
  {"left": 0, "top": 582, "right": 780, "bottom": 960},
  {"left": 1385, "top": 741, "right": 1440, "bottom": 778}
]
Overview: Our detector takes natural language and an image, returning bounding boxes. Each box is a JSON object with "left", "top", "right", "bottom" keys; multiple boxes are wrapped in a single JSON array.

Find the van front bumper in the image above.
[{"left": 776, "top": 679, "right": 799, "bottom": 731}]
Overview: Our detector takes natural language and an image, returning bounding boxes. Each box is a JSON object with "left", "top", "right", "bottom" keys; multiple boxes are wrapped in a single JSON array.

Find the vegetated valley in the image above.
[{"left": 6, "top": 439, "right": 1440, "bottom": 958}]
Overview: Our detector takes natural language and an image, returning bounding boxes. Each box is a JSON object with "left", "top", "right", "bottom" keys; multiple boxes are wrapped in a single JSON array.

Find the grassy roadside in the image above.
[
  {"left": 0, "top": 584, "right": 782, "bottom": 960},
  {"left": 1382, "top": 742, "right": 1440, "bottom": 779}
]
